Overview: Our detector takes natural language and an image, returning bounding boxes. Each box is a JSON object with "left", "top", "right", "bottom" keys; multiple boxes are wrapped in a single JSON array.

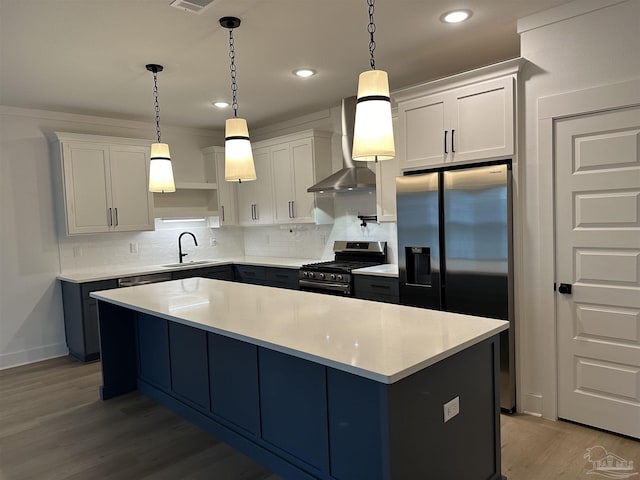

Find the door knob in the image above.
[{"left": 558, "top": 283, "right": 572, "bottom": 294}]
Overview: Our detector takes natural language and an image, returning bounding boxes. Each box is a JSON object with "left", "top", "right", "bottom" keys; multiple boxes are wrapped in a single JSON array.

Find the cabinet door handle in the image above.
[
  {"left": 444, "top": 130, "right": 448, "bottom": 154},
  {"left": 451, "top": 129, "right": 455, "bottom": 153},
  {"left": 221, "top": 205, "right": 225, "bottom": 222},
  {"left": 291, "top": 200, "right": 295, "bottom": 218},
  {"left": 108, "top": 208, "right": 112, "bottom": 226},
  {"left": 114, "top": 207, "right": 118, "bottom": 226},
  {"left": 253, "top": 204, "right": 258, "bottom": 220},
  {"left": 250, "top": 204, "right": 255, "bottom": 220}
]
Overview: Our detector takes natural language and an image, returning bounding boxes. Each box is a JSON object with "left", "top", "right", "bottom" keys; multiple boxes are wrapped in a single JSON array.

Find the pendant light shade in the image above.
[
  {"left": 352, "top": 70, "right": 395, "bottom": 161},
  {"left": 352, "top": 0, "right": 395, "bottom": 162},
  {"left": 220, "top": 16, "right": 256, "bottom": 183},
  {"left": 148, "top": 143, "right": 176, "bottom": 193},
  {"left": 146, "top": 64, "right": 175, "bottom": 193},
  {"left": 224, "top": 118, "right": 256, "bottom": 182}
]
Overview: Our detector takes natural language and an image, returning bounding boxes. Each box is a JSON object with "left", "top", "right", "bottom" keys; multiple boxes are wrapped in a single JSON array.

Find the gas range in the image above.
[{"left": 299, "top": 241, "right": 387, "bottom": 295}]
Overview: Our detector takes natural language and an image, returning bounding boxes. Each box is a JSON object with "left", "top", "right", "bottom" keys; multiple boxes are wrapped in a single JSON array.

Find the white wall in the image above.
[
  {"left": 517, "top": 0, "right": 640, "bottom": 417},
  {"left": 0, "top": 106, "right": 221, "bottom": 368}
]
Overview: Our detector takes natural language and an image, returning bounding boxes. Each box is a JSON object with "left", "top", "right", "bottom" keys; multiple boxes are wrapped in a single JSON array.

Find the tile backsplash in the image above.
[
  {"left": 58, "top": 219, "right": 245, "bottom": 271},
  {"left": 58, "top": 191, "right": 398, "bottom": 272}
]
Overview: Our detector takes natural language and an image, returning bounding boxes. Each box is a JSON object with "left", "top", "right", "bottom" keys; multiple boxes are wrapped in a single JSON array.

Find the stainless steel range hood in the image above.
[{"left": 307, "top": 96, "right": 376, "bottom": 193}]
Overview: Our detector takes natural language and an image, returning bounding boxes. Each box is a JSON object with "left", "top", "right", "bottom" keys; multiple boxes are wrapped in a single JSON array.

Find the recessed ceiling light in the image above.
[
  {"left": 293, "top": 68, "right": 316, "bottom": 78},
  {"left": 441, "top": 10, "right": 472, "bottom": 24},
  {"left": 212, "top": 101, "right": 229, "bottom": 108}
]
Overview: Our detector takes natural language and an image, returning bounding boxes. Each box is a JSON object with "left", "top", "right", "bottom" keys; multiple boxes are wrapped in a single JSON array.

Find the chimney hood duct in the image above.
[{"left": 307, "top": 96, "right": 376, "bottom": 193}]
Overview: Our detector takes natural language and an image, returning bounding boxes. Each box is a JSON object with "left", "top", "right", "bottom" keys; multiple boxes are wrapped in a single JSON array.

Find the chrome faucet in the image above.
[{"left": 178, "top": 232, "right": 198, "bottom": 263}]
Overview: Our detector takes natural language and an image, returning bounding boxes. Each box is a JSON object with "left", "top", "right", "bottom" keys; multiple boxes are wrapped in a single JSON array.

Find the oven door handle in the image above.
[{"left": 299, "top": 279, "right": 351, "bottom": 293}]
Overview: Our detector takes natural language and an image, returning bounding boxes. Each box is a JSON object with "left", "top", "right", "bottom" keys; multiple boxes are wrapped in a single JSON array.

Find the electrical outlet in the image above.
[
  {"left": 129, "top": 242, "right": 139, "bottom": 254},
  {"left": 209, "top": 238, "right": 217, "bottom": 246},
  {"left": 443, "top": 396, "right": 460, "bottom": 423}
]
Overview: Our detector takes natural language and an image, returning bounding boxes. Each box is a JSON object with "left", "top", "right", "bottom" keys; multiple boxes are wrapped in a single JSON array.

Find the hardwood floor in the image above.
[{"left": 1, "top": 356, "right": 637, "bottom": 479}]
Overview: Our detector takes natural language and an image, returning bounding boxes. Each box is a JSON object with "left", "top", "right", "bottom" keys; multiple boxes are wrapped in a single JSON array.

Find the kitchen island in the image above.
[{"left": 92, "top": 278, "right": 508, "bottom": 480}]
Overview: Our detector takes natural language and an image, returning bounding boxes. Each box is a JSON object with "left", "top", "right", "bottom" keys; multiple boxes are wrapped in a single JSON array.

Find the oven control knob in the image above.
[
  {"left": 319, "top": 273, "right": 325, "bottom": 280},
  {"left": 337, "top": 274, "right": 343, "bottom": 281},
  {"left": 302, "top": 271, "right": 308, "bottom": 278},
  {"left": 330, "top": 274, "right": 336, "bottom": 281},
  {"left": 308, "top": 272, "right": 315, "bottom": 279}
]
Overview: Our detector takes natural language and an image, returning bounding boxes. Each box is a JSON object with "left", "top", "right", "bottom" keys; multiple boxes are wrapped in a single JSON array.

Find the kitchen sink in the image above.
[{"left": 161, "top": 260, "right": 214, "bottom": 268}]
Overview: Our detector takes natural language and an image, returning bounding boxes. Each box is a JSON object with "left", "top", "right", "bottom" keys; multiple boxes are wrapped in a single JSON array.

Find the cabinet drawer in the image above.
[
  {"left": 354, "top": 275, "right": 399, "bottom": 304},
  {"left": 265, "top": 267, "right": 299, "bottom": 290},
  {"left": 234, "top": 265, "right": 266, "bottom": 284}
]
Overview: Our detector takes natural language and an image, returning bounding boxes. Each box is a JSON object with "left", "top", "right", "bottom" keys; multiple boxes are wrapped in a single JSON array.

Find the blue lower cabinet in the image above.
[
  {"left": 327, "top": 369, "right": 388, "bottom": 480},
  {"left": 168, "top": 322, "right": 210, "bottom": 411},
  {"left": 208, "top": 333, "right": 260, "bottom": 436},
  {"left": 258, "top": 348, "right": 330, "bottom": 474},
  {"left": 136, "top": 313, "right": 171, "bottom": 390}
]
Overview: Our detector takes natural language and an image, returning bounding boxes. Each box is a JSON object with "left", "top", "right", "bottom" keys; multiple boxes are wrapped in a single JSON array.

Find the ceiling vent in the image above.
[{"left": 169, "top": 0, "right": 216, "bottom": 14}]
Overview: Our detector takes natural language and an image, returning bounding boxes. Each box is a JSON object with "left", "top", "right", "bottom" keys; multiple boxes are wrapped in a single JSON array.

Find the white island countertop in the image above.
[{"left": 91, "top": 278, "right": 508, "bottom": 384}]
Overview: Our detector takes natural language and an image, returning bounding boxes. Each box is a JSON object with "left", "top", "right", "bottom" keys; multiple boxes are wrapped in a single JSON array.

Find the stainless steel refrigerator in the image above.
[{"left": 396, "top": 162, "right": 515, "bottom": 411}]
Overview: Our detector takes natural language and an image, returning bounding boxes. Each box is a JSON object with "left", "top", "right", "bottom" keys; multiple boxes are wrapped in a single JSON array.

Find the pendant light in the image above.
[
  {"left": 352, "top": 0, "right": 395, "bottom": 162},
  {"left": 146, "top": 64, "right": 175, "bottom": 193},
  {"left": 220, "top": 16, "right": 256, "bottom": 183}
]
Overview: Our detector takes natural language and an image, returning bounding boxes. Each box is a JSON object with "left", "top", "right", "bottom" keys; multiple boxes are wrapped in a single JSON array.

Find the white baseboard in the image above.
[
  {"left": 0, "top": 343, "right": 69, "bottom": 370},
  {"left": 521, "top": 393, "right": 544, "bottom": 417}
]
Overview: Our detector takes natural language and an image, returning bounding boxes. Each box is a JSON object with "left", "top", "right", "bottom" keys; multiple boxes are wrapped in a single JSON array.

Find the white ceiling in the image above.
[{"left": 1, "top": 0, "right": 572, "bottom": 130}]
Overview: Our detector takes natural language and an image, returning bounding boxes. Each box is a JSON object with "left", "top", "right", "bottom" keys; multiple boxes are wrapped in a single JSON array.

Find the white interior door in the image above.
[{"left": 555, "top": 105, "right": 640, "bottom": 438}]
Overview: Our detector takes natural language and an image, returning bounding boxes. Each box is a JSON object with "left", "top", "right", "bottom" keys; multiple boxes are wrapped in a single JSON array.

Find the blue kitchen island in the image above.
[{"left": 92, "top": 277, "right": 508, "bottom": 480}]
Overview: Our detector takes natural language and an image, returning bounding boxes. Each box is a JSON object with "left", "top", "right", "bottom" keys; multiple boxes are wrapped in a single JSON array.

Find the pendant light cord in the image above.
[
  {"left": 152, "top": 70, "right": 162, "bottom": 143},
  {"left": 228, "top": 28, "right": 238, "bottom": 118},
  {"left": 367, "top": 0, "right": 376, "bottom": 70}
]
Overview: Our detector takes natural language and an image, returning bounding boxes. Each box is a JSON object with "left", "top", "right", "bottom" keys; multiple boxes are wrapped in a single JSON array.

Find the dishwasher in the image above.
[{"left": 117, "top": 272, "right": 172, "bottom": 287}]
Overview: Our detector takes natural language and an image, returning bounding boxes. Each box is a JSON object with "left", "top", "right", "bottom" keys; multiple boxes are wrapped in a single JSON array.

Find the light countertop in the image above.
[
  {"left": 352, "top": 264, "right": 399, "bottom": 278},
  {"left": 91, "top": 278, "right": 508, "bottom": 384},
  {"left": 57, "top": 256, "right": 318, "bottom": 283}
]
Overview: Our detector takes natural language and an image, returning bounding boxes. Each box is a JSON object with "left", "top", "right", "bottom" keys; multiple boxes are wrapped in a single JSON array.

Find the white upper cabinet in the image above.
[
  {"left": 395, "top": 59, "right": 521, "bottom": 171},
  {"left": 51, "top": 133, "right": 154, "bottom": 235},
  {"left": 375, "top": 114, "right": 400, "bottom": 223},
  {"left": 199, "top": 146, "right": 238, "bottom": 226},
  {"left": 108, "top": 144, "right": 155, "bottom": 231},
  {"left": 271, "top": 142, "right": 294, "bottom": 223},
  {"left": 236, "top": 130, "right": 332, "bottom": 226},
  {"left": 271, "top": 136, "right": 330, "bottom": 224},
  {"left": 213, "top": 147, "right": 238, "bottom": 226},
  {"left": 237, "top": 146, "right": 274, "bottom": 226},
  {"left": 449, "top": 77, "right": 514, "bottom": 162}
]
